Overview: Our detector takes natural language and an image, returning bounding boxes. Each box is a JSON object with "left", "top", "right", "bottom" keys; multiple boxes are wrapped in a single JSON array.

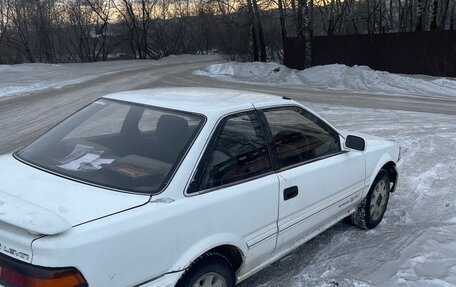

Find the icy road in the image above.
[{"left": 1, "top": 55, "right": 455, "bottom": 286}]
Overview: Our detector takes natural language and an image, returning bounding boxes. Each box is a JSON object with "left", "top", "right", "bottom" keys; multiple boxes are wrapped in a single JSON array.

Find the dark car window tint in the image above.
[
  {"left": 189, "top": 111, "right": 272, "bottom": 193},
  {"left": 263, "top": 107, "right": 340, "bottom": 169},
  {"left": 16, "top": 99, "right": 204, "bottom": 194},
  {"left": 138, "top": 109, "right": 201, "bottom": 133}
]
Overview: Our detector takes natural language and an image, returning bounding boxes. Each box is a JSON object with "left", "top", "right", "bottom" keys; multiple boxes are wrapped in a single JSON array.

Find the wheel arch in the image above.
[
  {"left": 175, "top": 250, "right": 238, "bottom": 287},
  {"left": 367, "top": 159, "right": 397, "bottom": 195},
  {"left": 171, "top": 234, "right": 246, "bottom": 275},
  {"left": 174, "top": 243, "right": 244, "bottom": 287},
  {"left": 365, "top": 151, "right": 397, "bottom": 195},
  {"left": 207, "top": 245, "right": 244, "bottom": 272},
  {"left": 380, "top": 161, "right": 398, "bottom": 192}
]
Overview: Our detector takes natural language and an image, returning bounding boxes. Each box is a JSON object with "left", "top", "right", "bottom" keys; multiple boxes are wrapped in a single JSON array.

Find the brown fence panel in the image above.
[
  {"left": 283, "top": 37, "right": 306, "bottom": 70},
  {"left": 284, "top": 31, "right": 456, "bottom": 77}
]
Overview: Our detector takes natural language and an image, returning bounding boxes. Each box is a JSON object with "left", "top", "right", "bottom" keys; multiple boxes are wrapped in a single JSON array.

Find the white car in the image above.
[{"left": 0, "top": 88, "right": 401, "bottom": 287}]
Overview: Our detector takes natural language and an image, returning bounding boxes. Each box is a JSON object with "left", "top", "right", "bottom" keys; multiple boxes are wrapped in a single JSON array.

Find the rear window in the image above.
[{"left": 16, "top": 99, "right": 204, "bottom": 194}]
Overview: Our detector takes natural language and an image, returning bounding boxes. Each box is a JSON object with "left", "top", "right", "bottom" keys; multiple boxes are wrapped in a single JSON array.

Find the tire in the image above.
[
  {"left": 351, "top": 170, "right": 390, "bottom": 229},
  {"left": 176, "top": 254, "right": 236, "bottom": 287}
]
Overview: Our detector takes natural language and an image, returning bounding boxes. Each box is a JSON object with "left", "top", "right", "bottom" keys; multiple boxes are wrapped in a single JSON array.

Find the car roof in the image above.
[{"left": 103, "top": 87, "right": 288, "bottom": 118}]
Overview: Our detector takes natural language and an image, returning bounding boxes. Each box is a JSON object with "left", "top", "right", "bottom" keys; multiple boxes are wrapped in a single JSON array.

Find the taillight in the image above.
[{"left": 0, "top": 253, "right": 87, "bottom": 287}]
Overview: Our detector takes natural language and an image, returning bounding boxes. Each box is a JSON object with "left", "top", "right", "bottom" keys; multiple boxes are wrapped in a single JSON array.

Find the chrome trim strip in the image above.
[{"left": 279, "top": 187, "right": 363, "bottom": 234}]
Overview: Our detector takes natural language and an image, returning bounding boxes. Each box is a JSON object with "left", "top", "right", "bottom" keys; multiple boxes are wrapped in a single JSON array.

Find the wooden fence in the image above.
[{"left": 284, "top": 31, "right": 456, "bottom": 77}]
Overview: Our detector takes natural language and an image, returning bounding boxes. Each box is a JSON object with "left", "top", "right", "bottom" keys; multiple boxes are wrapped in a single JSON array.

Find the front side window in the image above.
[
  {"left": 188, "top": 111, "right": 272, "bottom": 193},
  {"left": 263, "top": 106, "right": 341, "bottom": 169},
  {"left": 16, "top": 99, "right": 204, "bottom": 194}
]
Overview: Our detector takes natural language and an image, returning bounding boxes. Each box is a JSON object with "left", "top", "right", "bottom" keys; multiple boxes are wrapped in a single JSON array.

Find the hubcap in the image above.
[
  {"left": 192, "top": 272, "right": 227, "bottom": 287},
  {"left": 369, "top": 179, "right": 388, "bottom": 221}
]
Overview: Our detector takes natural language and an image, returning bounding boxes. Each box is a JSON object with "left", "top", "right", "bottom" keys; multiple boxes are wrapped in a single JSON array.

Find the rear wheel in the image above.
[
  {"left": 351, "top": 170, "right": 390, "bottom": 229},
  {"left": 177, "top": 254, "right": 236, "bottom": 287}
]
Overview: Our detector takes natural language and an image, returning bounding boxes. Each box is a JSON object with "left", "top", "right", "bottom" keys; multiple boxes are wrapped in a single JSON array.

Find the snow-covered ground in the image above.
[
  {"left": 196, "top": 62, "right": 456, "bottom": 99},
  {"left": 0, "top": 55, "right": 220, "bottom": 99},
  {"left": 1, "top": 57, "right": 455, "bottom": 286}
]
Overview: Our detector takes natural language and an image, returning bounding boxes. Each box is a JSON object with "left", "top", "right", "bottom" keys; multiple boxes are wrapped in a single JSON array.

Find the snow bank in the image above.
[{"left": 196, "top": 62, "right": 456, "bottom": 98}]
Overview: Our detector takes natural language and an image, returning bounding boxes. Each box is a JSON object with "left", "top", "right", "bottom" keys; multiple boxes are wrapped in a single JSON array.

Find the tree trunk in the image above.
[
  {"left": 246, "top": 0, "right": 259, "bottom": 61},
  {"left": 429, "top": 0, "right": 438, "bottom": 30},
  {"left": 250, "top": 23, "right": 259, "bottom": 61},
  {"left": 298, "top": 0, "right": 312, "bottom": 68},
  {"left": 302, "top": 0, "right": 312, "bottom": 68},
  {"left": 297, "top": 0, "right": 303, "bottom": 36},
  {"left": 439, "top": 0, "right": 450, "bottom": 29},
  {"left": 290, "top": 0, "right": 299, "bottom": 36},
  {"left": 416, "top": 0, "right": 424, "bottom": 31},
  {"left": 390, "top": 0, "right": 394, "bottom": 30},
  {"left": 252, "top": 0, "right": 266, "bottom": 62},
  {"left": 277, "top": 0, "right": 287, "bottom": 45},
  {"left": 0, "top": 0, "right": 10, "bottom": 45},
  {"left": 450, "top": 8, "right": 455, "bottom": 30}
]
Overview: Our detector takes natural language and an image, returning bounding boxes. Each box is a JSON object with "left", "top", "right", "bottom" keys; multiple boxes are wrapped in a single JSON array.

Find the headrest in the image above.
[{"left": 156, "top": 114, "right": 189, "bottom": 139}]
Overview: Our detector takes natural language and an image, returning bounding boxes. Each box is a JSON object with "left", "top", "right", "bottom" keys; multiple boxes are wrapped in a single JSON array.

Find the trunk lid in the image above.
[
  {"left": 0, "top": 190, "right": 72, "bottom": 235},
  {"left": 0, "top": 155, "right": 149, "bottom": 237}
]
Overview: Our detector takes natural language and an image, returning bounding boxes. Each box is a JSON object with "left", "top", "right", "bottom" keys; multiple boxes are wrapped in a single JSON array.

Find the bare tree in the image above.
[
  {"left": 439, "top": 0, "right": 451, "bottom": 29},
  {"left": 61, "top": 0, "right": 102, "bottom": 61},
  {"left": 245, "top": 0, "right": 259, "bottom": 60},
  {"left": 317, "top": 0, "right": 350, "bottom": 35},
  {"left": 251, "top": 0, "right": 266, "bottom": 61},
  {"left": 416, "top": 0, "right": 425, "bottom": 30},
  {"left": 429, "top": 0, "right": 438, "bottom": 29},
  {"left": 209, "top": 0, "right": 242, "bottom": 60},
  {"left": 297, "top": 0, "right": 312, "bottom": 67},
  {"left": 112, "top": 0, "right": 158, "bottom": 59},
  {"left": 8, "top": 0, "right": 37, "bottom": 62},
  {"left": 275, "top": 0, "right": 288, "bottom": 44},
  {"left": 0, "top": 0, "right": 10, "bottom": 46},
  {"left": 193, "top": 1, "right": 214, "bottom": 54},
  {"left": 85, "top": 0, "right": 113, "bottom": 60},
  {"left": 450, "top": 2, "right": 456, "bottom": 29}
]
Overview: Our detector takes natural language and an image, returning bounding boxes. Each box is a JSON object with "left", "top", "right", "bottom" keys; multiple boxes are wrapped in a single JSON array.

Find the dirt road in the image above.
[{"left": 2, "top": 58, "right": 455, "bottom": 155}]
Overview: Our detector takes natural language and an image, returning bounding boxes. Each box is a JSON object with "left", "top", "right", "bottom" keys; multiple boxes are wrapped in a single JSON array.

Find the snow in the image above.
[
  {"left": 0, "top": 55, "right": 220, "bottom": 99},
  {"left": 196, "top": 62, "right": 456, "bottom": 99},
  {"left": 367, "top": 225, "right": 456, "bottom": 287},
  {"left": 1, "top": 56, "right": 456, "bottom": 286}
]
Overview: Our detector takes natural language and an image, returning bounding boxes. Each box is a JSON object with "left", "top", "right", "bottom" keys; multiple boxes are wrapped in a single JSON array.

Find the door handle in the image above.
[{"left": 284, "top": 186, "right": 299, "bottom": 201}]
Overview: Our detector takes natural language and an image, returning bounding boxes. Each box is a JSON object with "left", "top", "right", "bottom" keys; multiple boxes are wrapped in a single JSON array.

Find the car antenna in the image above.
[{"left": 282, "top": 96, "right": 292, "bottom": 100}]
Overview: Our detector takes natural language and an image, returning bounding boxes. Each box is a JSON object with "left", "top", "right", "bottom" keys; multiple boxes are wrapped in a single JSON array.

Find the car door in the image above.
[
  {"left": 186, "top": 110, "right": 280, "bottom": 275},
  {"left": 259, "top": 106, "right": 365, "bottom": 255}
]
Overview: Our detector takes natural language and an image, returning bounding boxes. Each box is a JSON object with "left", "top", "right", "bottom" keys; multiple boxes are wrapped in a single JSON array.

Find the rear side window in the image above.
[
  {"left": 188, "top": 111, "right": 272, "bottom": 193},
  {"left": 263, "top": 106, "right": 340, "bottom": 169}
]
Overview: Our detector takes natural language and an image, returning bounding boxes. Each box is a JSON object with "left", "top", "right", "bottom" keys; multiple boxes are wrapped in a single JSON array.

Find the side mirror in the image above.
[{"left": 345, "top": 135, "right": 366, "bottom": 151}]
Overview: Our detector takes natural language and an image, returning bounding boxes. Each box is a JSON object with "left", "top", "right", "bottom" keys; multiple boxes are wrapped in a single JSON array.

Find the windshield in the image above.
[{"left": 16, "top": 99, "right": 204, "bottom": 194}]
